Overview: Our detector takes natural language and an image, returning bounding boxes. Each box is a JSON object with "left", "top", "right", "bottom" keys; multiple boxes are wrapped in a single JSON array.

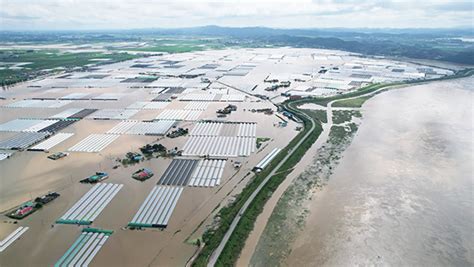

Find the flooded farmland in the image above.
[
  {"left": 286, "top": 77, "right": 474, "bottom": 266},
  {"left": 0, "top": 46, "right": 467, "bottom": 266}
]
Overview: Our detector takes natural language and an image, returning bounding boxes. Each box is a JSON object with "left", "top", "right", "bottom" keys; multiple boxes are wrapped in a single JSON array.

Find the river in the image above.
[{"left": 286, "top": 77, "right": 473, "bottom": 266}]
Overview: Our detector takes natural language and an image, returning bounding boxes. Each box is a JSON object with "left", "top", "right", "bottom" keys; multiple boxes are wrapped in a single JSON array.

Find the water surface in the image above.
[{"left": 287, "top": 78, "right": 474, "bottom": 266}]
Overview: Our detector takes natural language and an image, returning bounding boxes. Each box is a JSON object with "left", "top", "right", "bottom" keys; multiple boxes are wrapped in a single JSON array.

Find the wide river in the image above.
[{"left": 286, "top": 77, "right": 473, "bottom": 266}]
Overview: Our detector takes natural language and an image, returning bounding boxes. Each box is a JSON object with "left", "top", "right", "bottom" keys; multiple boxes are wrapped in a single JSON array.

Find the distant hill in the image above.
[{"left": 1, "top": 26, "right": 473, "bottom": 65}]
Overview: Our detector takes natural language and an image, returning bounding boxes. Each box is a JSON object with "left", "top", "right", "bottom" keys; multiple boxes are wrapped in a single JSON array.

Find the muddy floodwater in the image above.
[{"left": 287, "top": 77, "right": 473, "bottom": 266}]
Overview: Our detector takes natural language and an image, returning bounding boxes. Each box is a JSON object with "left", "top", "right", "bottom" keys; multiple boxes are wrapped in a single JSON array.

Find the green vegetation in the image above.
[
  {"left": 192, "top": 102, "right": 323, "bottom": 267},
  {"left": 214, "top": 106, "right": 323, "bottom": 266},
  {"left": 139, "top": 143, "right": 167, "bottom": 158},
  {"left": 192, "top": 99, "right": 324, "bottom": 266},
  {"left": 332, "top": 110, "right": 361, "bottom": 124},
  {"left": 129, "top": 45, "right": 206, "bottom": 53},
  {"left": 332, "top": 95, "right": 372, "bottom": 108},
  {"left": 405, "top": 68, "right": 474, "bottom": 83},
  {"left": 245, "top": 30, "right": 474, "bottom": 65},
  {"left": 328, "top": 124, "right": 359, "bottom": 144},
  {"left": 6, "top": 192, "right": 60, "bottom": 220},
  {"left": 212, "top": 71, "right": 472, "bottom": 264},
  {"left": 292, "top": 83, "right": 390, "bottom": 107},
  {"left": 256, "top": 137, "right": 271, "bottom": 149},
  {"left": 304, "top": 109, "right": 327, "bottom": 123},
  {"left": 116, "top": 38, "right": 226, "bottom": 53},
  {"left": 192, "top": 67, "right": 474, "bottom": 266},
  {"left": 0, "top": 49, "right": 139, "bottom": 87},
  {"left": 1, "top": 50, "right": 128, "bottom": 69},
  {"left": 117, "top": 152, "right": 144, "bottom": 166},
  {"left": 3, "top": 27, "right": 473, "bottom": 64},
  {"left": 215, "top": 169, "right": 293, "bottom": 266},
  {"left": 292, "top": 68, "right": 474, "bottom": 110},
  {"left": 251, "top": 117, "right": 361, "bottom": 266}
]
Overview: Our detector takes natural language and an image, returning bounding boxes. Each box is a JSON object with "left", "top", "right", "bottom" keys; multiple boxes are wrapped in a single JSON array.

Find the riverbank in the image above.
[
  {"left": 251, "top": 77, "right": 473, "bottom": 266},
  {"left": 248, "top": 107, "right": 361, "bottom": 266},
  {"left": 190, "top": 68, "right": 474, "bottom": 266},
  {"left": 192, "top": 101, "right": 324, "bottom": 266}
]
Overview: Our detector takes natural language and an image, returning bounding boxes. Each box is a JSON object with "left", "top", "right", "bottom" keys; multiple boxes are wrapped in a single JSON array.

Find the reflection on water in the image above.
[{"left": 287, "top": 78, "right": 473, "bottom": 266}]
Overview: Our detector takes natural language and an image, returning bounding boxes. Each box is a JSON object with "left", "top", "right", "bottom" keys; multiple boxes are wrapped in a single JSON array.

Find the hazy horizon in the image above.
[
  {"left": 0, "top": 25, "right": 473, "bottom": 33},
  {"left": 0, "top": 1, "right": 473, "bottom": 266},
  {"left": 1, "top": 0, "right": 473, "bottom": 31}
]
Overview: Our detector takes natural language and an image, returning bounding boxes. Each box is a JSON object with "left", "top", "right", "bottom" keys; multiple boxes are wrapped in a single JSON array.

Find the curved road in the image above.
[
  {"left": 207, "top": 102, "right": 317, "bottom": 267},
  {"left": 207, "top": 83, "right": 400, "bottom": 266}
]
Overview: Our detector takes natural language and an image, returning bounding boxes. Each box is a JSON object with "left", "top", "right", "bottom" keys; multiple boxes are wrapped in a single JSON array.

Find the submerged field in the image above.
[{"left": 0, "top": 45, "right": 466, "bottom": 266}]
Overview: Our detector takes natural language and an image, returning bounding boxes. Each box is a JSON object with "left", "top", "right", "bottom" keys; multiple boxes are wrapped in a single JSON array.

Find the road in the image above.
[
  {"left": 234, "top": 98, "right": 337, "bottom": 266},
  {"left": 206, "top": 83, "right": 399, "bottom": 266},
  {"left": 207, "top": 101, "right": 317, "bottom": 267}
]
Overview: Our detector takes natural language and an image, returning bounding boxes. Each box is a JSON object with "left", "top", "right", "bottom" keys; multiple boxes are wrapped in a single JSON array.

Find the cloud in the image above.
[
  {"left": 432, "top": 1, "right": 474, "bottom": 12},
  {"left": 0, "top": 11, "right": 39, "bottom": 21},
  {"left": 0, "top": 0, "right": 472, "bottom": 30}
]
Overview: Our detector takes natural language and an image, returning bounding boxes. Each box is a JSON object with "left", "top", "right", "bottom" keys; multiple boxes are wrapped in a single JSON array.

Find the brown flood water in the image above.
[
  {"left": 237, "top": 103, "right": 334, "bottom": 266},
  {"left": 0, "top": 90, "right": 299, "bottom": 266},
  {"left": 287, "top": 77, "right": 474, "bottom": 266}
]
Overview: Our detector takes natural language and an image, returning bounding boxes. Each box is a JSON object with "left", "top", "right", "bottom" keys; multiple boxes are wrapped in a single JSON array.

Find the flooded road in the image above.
[{"left": 287, "top": 77, "right": 474, "bottom": 266}]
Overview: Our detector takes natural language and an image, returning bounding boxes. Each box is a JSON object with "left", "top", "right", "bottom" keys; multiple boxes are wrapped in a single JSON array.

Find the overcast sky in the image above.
[{"left": 0, "top": 0, "right": 473, "bottom": 30}]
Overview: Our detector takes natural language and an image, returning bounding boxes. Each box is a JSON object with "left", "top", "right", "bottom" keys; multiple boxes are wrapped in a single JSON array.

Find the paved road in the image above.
[
  {"left": 207, "top": 102, "right": 317, "bottom": 267},
  {"left": 206, "top": 84, "right": 398, "bottom": 266}
]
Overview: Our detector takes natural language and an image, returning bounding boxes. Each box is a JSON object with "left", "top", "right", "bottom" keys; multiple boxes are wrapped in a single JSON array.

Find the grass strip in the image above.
[
  {"left": 332, "top": 96, "right": 372, "bottom": 108},
  {"left": 192, "top": 101, "right": 322, "bottom": 266},
  {"left": 214, "top": 107, "right": 323, "bottom": 266},
  {"left": 192, "top": 67, "right": 473, "bottom": 266}
]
